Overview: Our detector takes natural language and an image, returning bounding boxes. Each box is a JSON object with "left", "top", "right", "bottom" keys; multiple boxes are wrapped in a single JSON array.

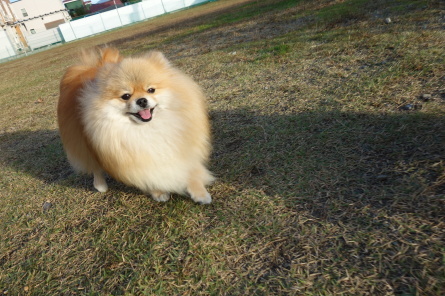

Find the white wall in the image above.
[
  {"left": 184, "top": 0, "right": 208, "bottom": 5},
  {"left": 59, "top": 0, "right": 208, "bottom": 43},
  {"left": 1, "top": 0, "right": 211, "bottom": 59},
  {"left": 0, "top": 30, "right": 16, "bottom": 59},
  {"left": 26, "top": 28, "right": 63, "bottom": 50}
]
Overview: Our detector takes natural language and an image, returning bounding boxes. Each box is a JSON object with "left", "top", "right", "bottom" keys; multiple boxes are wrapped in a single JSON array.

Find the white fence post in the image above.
[{"left": 160, "top": 0, "right": 167, "bottom": 14}]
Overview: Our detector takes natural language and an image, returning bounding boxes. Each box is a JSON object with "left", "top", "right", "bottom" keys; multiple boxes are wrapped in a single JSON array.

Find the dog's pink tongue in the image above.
[{"left": 139, "top": 109, "right": 152, "bottom": 120}]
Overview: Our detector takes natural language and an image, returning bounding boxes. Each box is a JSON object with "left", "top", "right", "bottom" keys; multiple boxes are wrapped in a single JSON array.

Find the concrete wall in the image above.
[{"left": 59, "top": 0, "right": 208, "bottom": 42}]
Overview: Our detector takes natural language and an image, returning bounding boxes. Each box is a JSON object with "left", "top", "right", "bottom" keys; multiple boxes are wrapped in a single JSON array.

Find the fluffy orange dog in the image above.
[{"left": 57, "top": 47, "right": 213, "bottom": 204}]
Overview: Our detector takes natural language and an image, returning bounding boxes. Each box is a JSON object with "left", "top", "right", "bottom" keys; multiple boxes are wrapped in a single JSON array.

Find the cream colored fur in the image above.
[{"left": 57, "top": 48, "right": 213, "bottom": 204}]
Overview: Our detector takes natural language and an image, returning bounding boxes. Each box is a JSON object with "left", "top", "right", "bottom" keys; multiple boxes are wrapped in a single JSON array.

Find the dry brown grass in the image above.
[{"left": 1, "top": 0, "right": 444, "bottom": 295}]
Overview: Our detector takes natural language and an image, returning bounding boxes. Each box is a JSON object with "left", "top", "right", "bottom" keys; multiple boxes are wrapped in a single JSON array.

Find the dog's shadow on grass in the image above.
[
  {"left": 1, "top": 109, "right": 444, "bottom": 218},
  {"left": 209, "top": 108, "right": 445, "bottom": 219},
  {"left": 0, "top": 129, "right": 136, "bottom": 194},
  {"left": 0, "top": 129, "right": 68, "bottom": 182}
]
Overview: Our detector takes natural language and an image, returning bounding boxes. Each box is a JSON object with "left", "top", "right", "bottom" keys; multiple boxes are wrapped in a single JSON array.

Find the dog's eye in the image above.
[
  {"left": 121, "top": 93, "right": 131, "bottom": 100},
  {"left": 147, "top": 88, "right": 155, "bottom": 94}
]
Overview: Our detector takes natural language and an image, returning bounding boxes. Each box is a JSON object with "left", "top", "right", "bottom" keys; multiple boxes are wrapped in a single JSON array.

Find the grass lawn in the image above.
[{"left": 1, "top": 0, "right": 444, "bottom": 294}]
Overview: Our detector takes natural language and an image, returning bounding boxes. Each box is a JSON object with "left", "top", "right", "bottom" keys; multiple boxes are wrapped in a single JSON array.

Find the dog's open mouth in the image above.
[{"left": 129, "top": 108, "right": 155, "bottom": 122}]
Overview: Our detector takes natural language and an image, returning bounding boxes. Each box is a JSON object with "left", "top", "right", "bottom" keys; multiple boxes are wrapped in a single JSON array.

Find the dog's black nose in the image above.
[{"left": 136, "top": 98, "right": 148, "bottom": 108}]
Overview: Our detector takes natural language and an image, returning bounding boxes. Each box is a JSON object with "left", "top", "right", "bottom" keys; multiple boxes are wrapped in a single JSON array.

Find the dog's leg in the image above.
[
  {"left": 187, "top": 166, "right": 212, "bottom": 204},
  {"left": 188, "top": 182, "right": 211, "bottom": 204},
  {"left": 150, "top": 190, "right": 170, "bottom": 202},
  {"left": 93, "top": 171, "right": 108, "bottom": 193}
]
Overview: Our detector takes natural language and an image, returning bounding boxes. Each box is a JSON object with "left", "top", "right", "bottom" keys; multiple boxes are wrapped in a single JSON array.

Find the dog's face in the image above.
[
  {"left": 116, "top": 78, "right": 159, "bottom": 124},
  {"left": 95, "top": 52, "right": 175, "bottom": 125}
]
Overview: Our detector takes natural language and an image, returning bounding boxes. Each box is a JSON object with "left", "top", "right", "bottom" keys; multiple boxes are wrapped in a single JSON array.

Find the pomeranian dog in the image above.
[{"left": 57, "top": 47, "right": 213, "bottom": 204}]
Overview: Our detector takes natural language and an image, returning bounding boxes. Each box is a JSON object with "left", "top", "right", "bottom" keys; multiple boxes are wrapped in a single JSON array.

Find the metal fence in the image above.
[{"left": 0, "top": 0, "right": 212, "bottom": 63}]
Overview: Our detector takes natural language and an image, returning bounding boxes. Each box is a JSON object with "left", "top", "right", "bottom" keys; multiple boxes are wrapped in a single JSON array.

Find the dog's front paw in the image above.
[
  {"left": 94, "top": 183, "right": 108, "bottom": 193},
  {"left": 93, "top": 173, "right": 108, "bottom": 193},
  {"left": 190, "top": 192, "right": 212, "bottom": 205},
  {"left": 150, "top": 191, "right": 170, "bottom": 202}
]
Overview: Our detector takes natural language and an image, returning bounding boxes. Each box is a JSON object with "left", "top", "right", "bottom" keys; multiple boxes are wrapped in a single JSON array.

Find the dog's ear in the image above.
[
  {"left": 80, "top": 46, "right": 122, "bottom": 68},
  {"left": 144, "top": 51, "right": 171, "bottom": 68},
  {"left": 100, "top": 47, "right": 122, "bottom": 64}
]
